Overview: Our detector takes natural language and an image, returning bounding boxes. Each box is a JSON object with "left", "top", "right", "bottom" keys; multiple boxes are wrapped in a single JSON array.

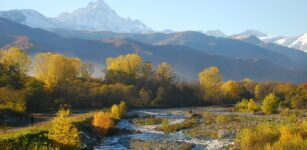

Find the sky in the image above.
[{"left": 0, "top": 0, "right": 306, "bottom": 36}]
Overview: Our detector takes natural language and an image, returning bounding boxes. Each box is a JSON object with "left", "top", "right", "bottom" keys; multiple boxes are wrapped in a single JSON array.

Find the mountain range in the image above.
[
  {"left": 260, "top": 34, "right": 307, "bottom": 53},
  {"left": 0, "top": 0, "right": 306, "bottom": 53},
  {"left": 0, "top": 0, "right": 152, "bottom": 33},
  {"left": 204, "top": 30, "right": 307, "bottom": 53},
  {"left": 0, "top": 0, "right": 306, "bottom": 83},
  {"left": 1, "top": 18, "right": 306, "bottom": 83}
]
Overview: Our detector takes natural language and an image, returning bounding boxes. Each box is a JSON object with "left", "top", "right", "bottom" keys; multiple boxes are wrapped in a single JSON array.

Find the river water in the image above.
[{"left": 94, "top": 108, "right": 234, "bottom": 150}]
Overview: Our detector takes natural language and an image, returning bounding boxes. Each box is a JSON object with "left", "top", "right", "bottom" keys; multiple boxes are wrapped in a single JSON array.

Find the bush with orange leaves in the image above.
[{"left": 92, "top": 112, "right": 114, "bottom": 136}]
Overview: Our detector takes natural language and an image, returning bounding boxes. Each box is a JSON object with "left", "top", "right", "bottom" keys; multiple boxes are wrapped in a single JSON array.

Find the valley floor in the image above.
[{"left": 94, "top": 106, "right": 299, "bottom": 150}]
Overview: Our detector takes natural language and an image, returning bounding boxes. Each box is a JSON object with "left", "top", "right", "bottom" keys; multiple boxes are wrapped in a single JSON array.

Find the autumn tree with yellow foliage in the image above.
[
  {"left": 199, "top": 67, "right": 222, "bottom": 103},
  {"left": 34, "top": 52, "right": 82, "bottom": 89},
  {"left": 110, "top": 101, "right": 127, "bottom": 120},
  {"left": 110, "top": 104, "right": 121, "bottom": 120},
  {"left": 47, "top": 106, "right": 81, "bottom": 148},
  {"left": 262, "top": 93, "right": 280, "bottom": 115},
  {"left": 0, "top": 47, "right": 31, "bottom": 73},
  {"left": 105, "top": 54, "right": 142, "bottom": 84},
  {"left": 156, "top": 62, "right": 175, "bottom": 84}
]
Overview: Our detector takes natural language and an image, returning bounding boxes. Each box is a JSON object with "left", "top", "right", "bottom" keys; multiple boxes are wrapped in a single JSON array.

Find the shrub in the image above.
[
  {"left": 47, "top": 106, "right": 81, "bottom": 148},
  {"left": 214, "top": 115, "right": 232, "bottom": 123},
  {"left": 92, "top": 112, "right": 114, "bottom": 136},
  {"left": 200, "top": 112, "right": 217, "bottom": 124},
  {"left": 261, "top": 93, "right": 279, "bottom": 115},
  {"left": 247, "top": 99, "right": 260, "bottom": 112},
  {"left": 158, "top": 117, "right": 199, "bottom": 133},
  {"left": 110, "top": 101, "right": 127, "bottom": 120},
  {"left": 110, "top": 104, "right": 121, "bottom": 120},
  {"left": 119, "top": 101, "right": 127, "bottom": 117},
  {"left": 132, "top": 117, "right": 168, "bottom": 125},
  {"left": 234, "top": 98, "right": 260, "bottom": 113},
  {"left": 236, "top": 120, "right": 307, "bottom": 150},
  {"left": 0, "top": 132, "right": 58, "bottom": 150},
  {"left": 235, "top": 123, "right": 279, "bottom": 149}
]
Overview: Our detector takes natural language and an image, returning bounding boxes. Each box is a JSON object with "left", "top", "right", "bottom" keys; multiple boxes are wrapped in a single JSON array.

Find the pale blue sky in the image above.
[{"left": 1, "top": 0, "right": 306, "bottom": 36}]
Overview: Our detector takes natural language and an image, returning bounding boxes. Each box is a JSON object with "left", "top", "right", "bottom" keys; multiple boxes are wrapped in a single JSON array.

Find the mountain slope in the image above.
[
  {"left": 234, "top": 35, "right": 307, "bottom": 67},
  {"left": 257, "top": 34, "right": 307, "bottom": 53},
  {"left": 0, "top": 18, "right": 306, "bottom": 83},
  {"left": 205, "top": 30, "right": 226, "bottom": 37},
  {"left": 49, "top": 29, "right": 305, "bottom": 70},
  {"left": 287, "top": 33, "right": 307, "bottom": 52},
  {"left": 234, "top": 30, "right": 267, "bottom": 37},
  {"left": 0, "top": 9, "right": 59, "bottom": 29}
]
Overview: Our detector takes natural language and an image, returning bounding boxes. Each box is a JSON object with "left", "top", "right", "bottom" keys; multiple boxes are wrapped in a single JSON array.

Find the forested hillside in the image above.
[{"left": 1, "top": 18, "right": 307, "bottom": 82}]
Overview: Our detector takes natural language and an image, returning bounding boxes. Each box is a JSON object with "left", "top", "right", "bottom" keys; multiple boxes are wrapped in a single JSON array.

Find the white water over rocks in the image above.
[{"left": 94, "top": 108, "right": 234, "bottom": 150}]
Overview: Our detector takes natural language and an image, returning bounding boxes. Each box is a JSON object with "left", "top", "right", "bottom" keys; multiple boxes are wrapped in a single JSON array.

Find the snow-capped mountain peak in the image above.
[
  {"left": 0, "top": 0, "right": 152, "bottom": 33},
  {"left": 55, "top": 0, "right": 152, "bottom": 32},
  {"left": 288, "top": 33, "right": 307, "bottom": 52},
  {"left": 260, "top": 33, "right": 307, "bottom": 53}
]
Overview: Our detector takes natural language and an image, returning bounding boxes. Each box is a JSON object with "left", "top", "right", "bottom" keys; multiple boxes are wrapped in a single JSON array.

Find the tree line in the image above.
[{"left": 0, "top": 47, "right": 306, "bottom": 113}]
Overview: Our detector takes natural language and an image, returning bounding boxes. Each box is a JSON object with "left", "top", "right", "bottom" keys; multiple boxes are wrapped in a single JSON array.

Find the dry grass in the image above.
[
  {"left": 0, "top": 111, "right": 95, "bottom": 140},
  {"left": 132, "top": 117, "right": 168, "bottom": 126}
]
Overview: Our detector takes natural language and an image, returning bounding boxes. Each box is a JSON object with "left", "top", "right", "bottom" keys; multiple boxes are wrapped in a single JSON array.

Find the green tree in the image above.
[
  {"left": 0, "top": 62, "right": 25, "bottom": 89},
  {"left": 23, "top": 79, "right": 50, "bottom": 112},
  {"left": 0, "top": 87, "right": 25, "bottom": 112},
  {"left": 139, "top": 88, "right": 152, "bottom": 105}
]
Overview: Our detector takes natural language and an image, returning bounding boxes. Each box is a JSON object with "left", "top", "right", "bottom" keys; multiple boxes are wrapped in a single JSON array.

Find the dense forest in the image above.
[{"left": 0, "top": 47, "right": 306, "bottom": 114}]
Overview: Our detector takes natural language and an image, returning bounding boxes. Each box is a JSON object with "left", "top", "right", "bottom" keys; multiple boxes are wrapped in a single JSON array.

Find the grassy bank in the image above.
[
  {"left": 0, "top": 110, "right": 99, "bottom": 150},
  {"left": 0, "top": 111, "right": 96, "bottom": 140}
]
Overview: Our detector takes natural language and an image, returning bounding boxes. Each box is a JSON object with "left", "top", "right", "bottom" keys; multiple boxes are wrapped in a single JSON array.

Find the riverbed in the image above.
[{"left": 94, "top": 107, "right": 235, "bottom": 150}]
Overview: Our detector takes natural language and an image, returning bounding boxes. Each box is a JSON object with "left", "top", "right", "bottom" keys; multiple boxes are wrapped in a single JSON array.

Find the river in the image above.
[{"left": 94, "top": 108, "right": 234, "bottom": 150}]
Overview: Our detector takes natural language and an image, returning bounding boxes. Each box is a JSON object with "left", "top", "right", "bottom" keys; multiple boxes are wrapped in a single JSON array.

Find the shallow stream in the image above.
[{"left": 94, "top": 108, "right": 234, "bottom": 150}]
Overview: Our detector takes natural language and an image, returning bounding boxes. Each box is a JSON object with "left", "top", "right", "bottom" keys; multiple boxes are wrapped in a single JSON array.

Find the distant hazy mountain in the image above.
[
  {"left": 234, "top": 29, "right": 267, "bottom": 37},
  {"left": 0, "top": 0, "right": 152, "bottom": 33},
  {"left": 205, "top": 30, "right": 226, "bottom": 37},
  {"left": 233, "top": 35, "right": 307, "bottom": 67},
  {"left": 49, "top": 29, "right": 305, "bottom": 70},
  {"left": 242, "top": 32, "right": 307, "bottom": 53},
  {"left": 1, "top": 18, "right": 306, "bottom": 83},
  {"left": 0, "top": 9, "right": 60, "bottom": 29}
]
